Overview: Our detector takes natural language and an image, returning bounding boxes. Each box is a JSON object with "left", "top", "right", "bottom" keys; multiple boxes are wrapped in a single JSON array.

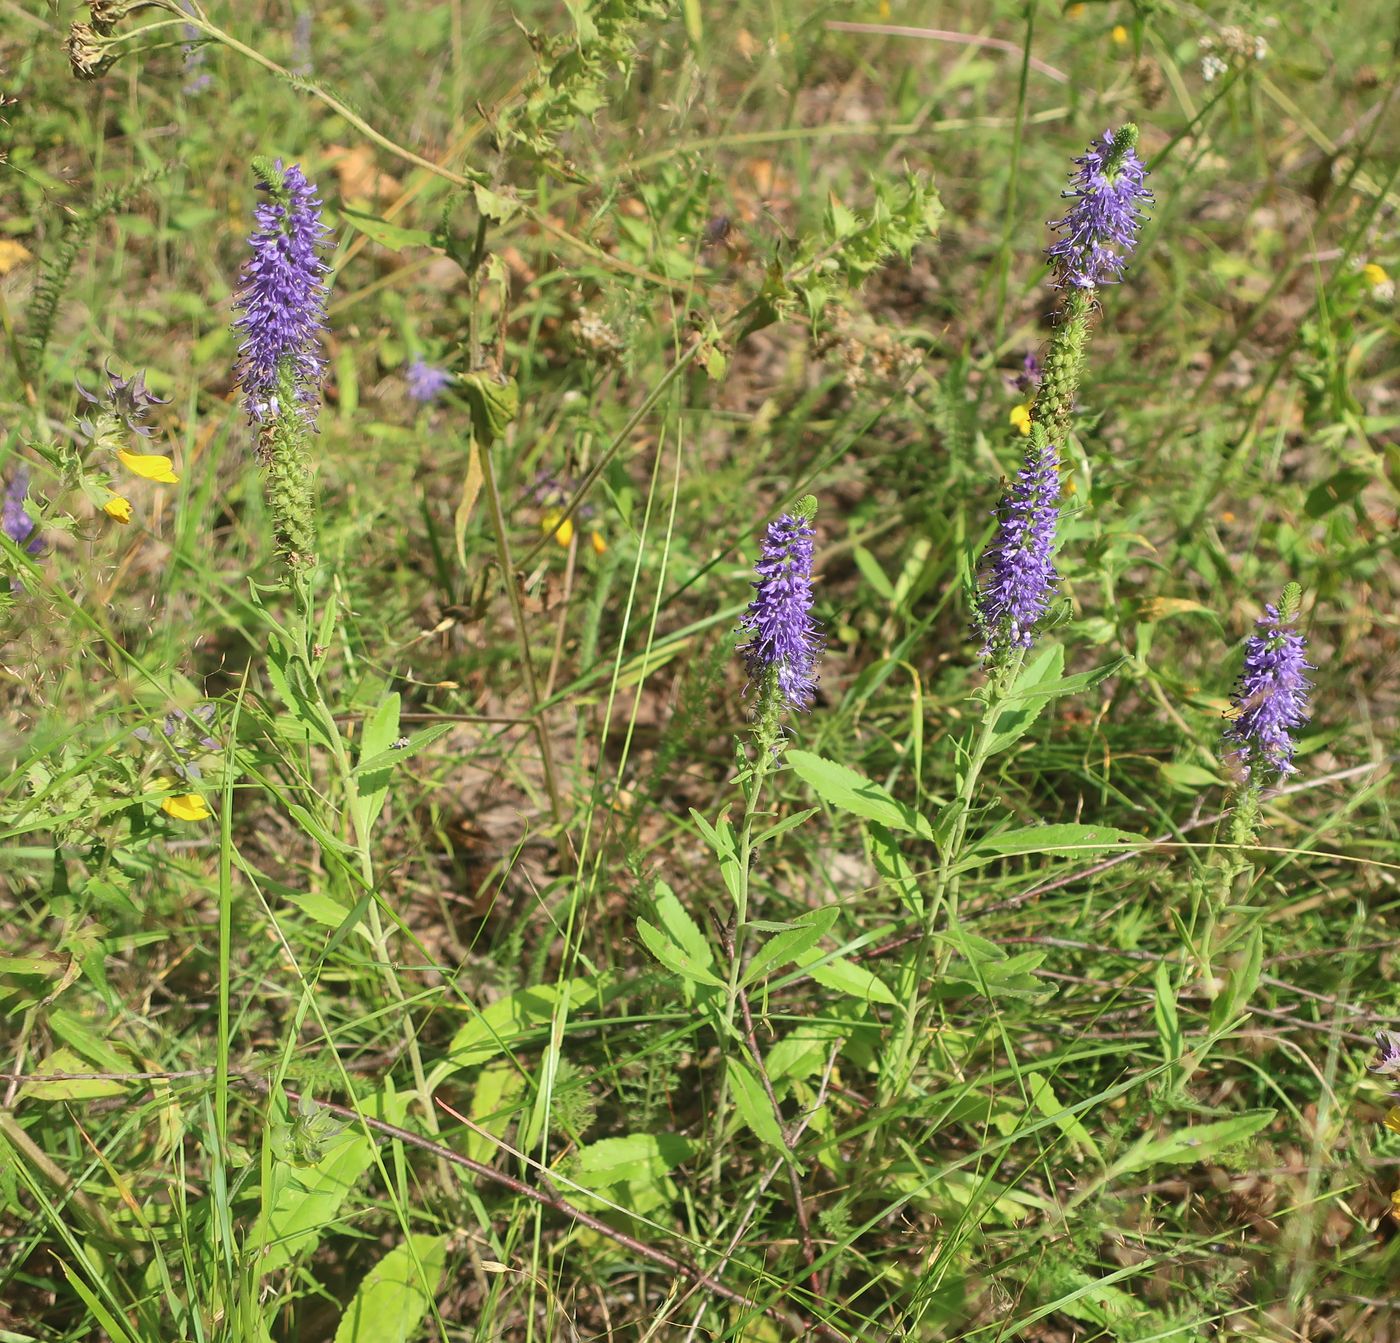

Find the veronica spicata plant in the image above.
[
  {"left": 233, "top": 158, "right": 331, "bottom": 569},
  {"left": 885, "top": 127, "right": 1154, "bottom": 1106}
]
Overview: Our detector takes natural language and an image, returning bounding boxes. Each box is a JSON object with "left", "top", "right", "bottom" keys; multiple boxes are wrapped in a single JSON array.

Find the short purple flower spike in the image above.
[
  {"left": 740, "top": 511, "right": 822, "bottom": 713},
  {"left": 1046, "top": 126, "right": 1153, "bottom": 290},
  {"left": 3, "top": 470, "right": 42, "bottom": 557},
  {"left": 976, "top": 439, "right": 1060, "bottom": 659},
  {"left": 233, "top": 161, "right": 332, "bottom": 426},
  {"left": 1223, "top": 602, "right": 1314, "bottom": 779},
  {"left": 406, "top": 357, "right": 452, "bottom": 404}
]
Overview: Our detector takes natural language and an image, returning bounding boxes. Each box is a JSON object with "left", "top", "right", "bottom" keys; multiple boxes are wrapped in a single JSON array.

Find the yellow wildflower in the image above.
[
  {"left": 541, "top": 508, "right": 574, "bottom": 547},
  {"left": 1010, "top": 403, "right": 1033, "bottom": 436},
  {"left": 590, "top": 530, "right": 607, "bottom": 555},
  {"left": 162, "top": 793, "right": 211, "bottom": 822},
  {"left": 1111, "top": 24, "right": 1129, "bottom": 45},
  {"left": 1363, "top": 263, "right": 1389, "bottom": 287},
  {"left": 102, "top": 495, "right": 133, "bottom": 524},
  {"left": 151, "top": 776, "right": 211, "bottom": 822},
  {"left": 1066, "top": 3, "right": 1086, "bottom": 16},
  {"left": 1386, "top": 1107, "right": 1400, "bottom": 1136},
  {"left": 117, "top": 449, "right": 179, "bottom": 483}
]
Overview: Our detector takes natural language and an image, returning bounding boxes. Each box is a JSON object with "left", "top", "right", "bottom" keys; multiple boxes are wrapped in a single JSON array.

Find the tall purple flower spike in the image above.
[
  {"left": 976, "top": 439, "right": 1060, "bottom": 659},
  {"left": 232, "top": 161, "right": 332, "bottom": 426},
  {"left": 1223, "top": 603, "right": 1314, "bottom": 779},
  {"left": 1046, "top": 126, "right": 1153, "bottom": 290},
  {"left": 740, "top": 512, "right": 822, "bottom": 713}
]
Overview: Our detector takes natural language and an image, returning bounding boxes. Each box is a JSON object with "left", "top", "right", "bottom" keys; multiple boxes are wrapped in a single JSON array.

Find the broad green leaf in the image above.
[
  {"left": 568, "top": 1133, "right": 694, "bottom": 1188},
  {"left": 982, "top": 644, "right": 1063, "bottom": 756},
  {"left": 742, "top": 908, "right": 838, "bottom": 986},
  {"left": 1027, "top": 1072, "right": 1101, "bottom": 1163},
  {"left": 786, "top": 750, "right": 933, "bottom": 840},
  {"left": 255, "top": 1130, "right": 377, "bottom": 1273},
  {"left": 1106, "top": 1110, "right": 1275, "bottom": 1182},
  {"left": 793, "top": 946, "right": 898, "bottom": 1005},
  {"left": 727, "top": 1058, "right": 787, "bottom": 1155},
  {"left": 351, "top": 694, "right": 400, "bottom": 836},
  {"left": 433, "top": 977, "right": 602, "bottom": 1082},
  {"left": 459, "top": 372, "right": 519, "bottom": 445},
  {"left": 636, "top": 918, "right": 726, "bottom": 988},
  {"left": 464, "top": 1060, "right": 525, "bottom": 1164},
  {"left": 284, "top": 892, "right": 366, "bottom": 936},
  {"left": 17, "top": 1046, "right": 125, "bottom": 1101},
  {"left": 333, "top": 1233, "right": 448, "bottom": 1343},
  {"left": 353, "top": 725, "right": 454, "bottom": 778},
  {"left": 960, "top": 823, "right": 1137, "bottom": 868},
  {"left": 753, "top": 807, "right": 820, "bottom": 848},
  {"left": 338, "top": 206, "right": 435, "bottom": 252},
  {"left": 650, "top": 881, "right": 712, "bottom": 969}
]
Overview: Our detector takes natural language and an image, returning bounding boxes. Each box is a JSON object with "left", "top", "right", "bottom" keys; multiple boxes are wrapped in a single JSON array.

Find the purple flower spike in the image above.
[
  {"left": 406, "top": 357, "right": 452, "bottom": 404},
  {"left": 3, "top": 470, "right": 42, "bottom": 557},
  {"left": 233, "top": 161, "right": 332, "bottom": 426},
  {"left": 740, "top": 511, "right": 822, "bottom": 713},
  {"left": 976, "top": 439, "right": 1060, "bottom": 659},
  {"left": 1224, "top": 602, "right": 1314, "bottom": 780},
  {"left": 1046, "top": 126, "right": 1153, "bottom": 290}
]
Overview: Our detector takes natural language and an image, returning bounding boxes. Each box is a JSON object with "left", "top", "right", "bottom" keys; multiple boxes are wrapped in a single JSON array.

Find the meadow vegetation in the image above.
[{"left": 2, "top": 1, "right": 1399, "bottom": 1339}]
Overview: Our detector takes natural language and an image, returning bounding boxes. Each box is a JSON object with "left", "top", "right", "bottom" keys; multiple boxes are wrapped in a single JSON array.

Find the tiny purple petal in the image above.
[
  {"left": 976, "top": 440, "right": 1060, "bottom": 659},
  {"left": 3, "top": 470, "right": 43, "bottom": 557},
  {"left": 740, "top": 513, "right": 822, "bottom": 712},
  {"left": 233, "top": 162, "right": 332, "bottom": 427},
  {"left": 1046, "top": 127, "right": 1153, "bottom": 290},
  {"left": 1223, "top": 603, "right": 1314, "bottom": 780},
  {"left": 1370, "top": 1030, "right": 1400, "bottom": 1078},
  {"left": 406, "top": 357, "right": 452, "bottom": 404}
]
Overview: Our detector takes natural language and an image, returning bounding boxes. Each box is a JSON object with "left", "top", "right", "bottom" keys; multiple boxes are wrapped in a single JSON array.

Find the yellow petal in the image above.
[
  {"left": 540, "top": 509, "right": 574, "bottom": 547},
  {"left": 1111, "top": 24, "right": 1128, "bottom": 44},
  {"left": 0, "top": 239, "right": 33, "bottom": 276},
  {"left": 1066, "top": 3, "right": 1085, "bottom": 16},
  {"left": 1386, "top": 1107, "right": 1400, "bottom": 1136},
  {"left": 118, "top": 449, "right": 179, "bottom": 483},
  {"left": 1363, "top": 262, "right": 1390, "bottom": 288},
  {"left": 590, "top": 530, "right": 607, "bottom": 555},
  {"left": 1009, "top": 403, "right": 1032, "bottom": 436},
  {"left": 161, "top": 793, "right": 211, "bottom": 822},
  {"left": 103, "top": 495, "right": 133, "bottom": 524}
]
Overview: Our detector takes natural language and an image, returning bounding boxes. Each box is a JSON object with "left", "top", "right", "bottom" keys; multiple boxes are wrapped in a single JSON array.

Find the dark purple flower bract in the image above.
[
  {"left": 233, "top": 161, "right": 331, "bottom": 426},
  {"left": 740, "top": 512, "right": 821, "bottom": 712},
  {"left": 406, "top": 357, "right": 452, "bottom": 404},
  {"left": 976, "top": 439, "right": 1060, "bottom": 659},
  {"left": 1223, "top": 603, "right": 1314, "bottom": 779},
  {"left": 1046, "top": 126, "right": 1153, "bottom": 289}
]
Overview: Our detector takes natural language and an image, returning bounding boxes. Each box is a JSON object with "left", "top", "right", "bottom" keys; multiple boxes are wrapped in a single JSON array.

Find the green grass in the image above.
[{"left": 3, "top": 1, "right": 1400, "bottom": 1339}]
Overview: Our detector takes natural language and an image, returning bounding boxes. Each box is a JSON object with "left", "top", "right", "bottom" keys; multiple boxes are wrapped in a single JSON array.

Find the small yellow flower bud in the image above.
[
  {"left": 102, "top": 495, "right": 133, "bottom": 524},
  {"left": 1111, "top": 25, "right": 1129, "bottom": 46}
]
